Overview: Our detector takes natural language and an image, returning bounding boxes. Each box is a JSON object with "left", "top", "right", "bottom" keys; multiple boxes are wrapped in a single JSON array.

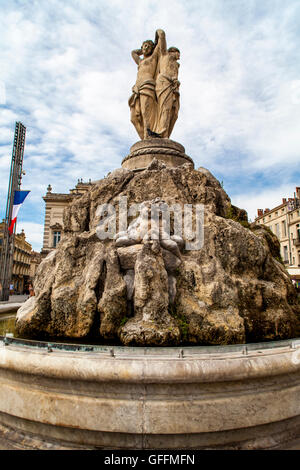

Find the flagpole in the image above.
[{"left": 0, "top": 122, "right": 26, "bottom": 301}]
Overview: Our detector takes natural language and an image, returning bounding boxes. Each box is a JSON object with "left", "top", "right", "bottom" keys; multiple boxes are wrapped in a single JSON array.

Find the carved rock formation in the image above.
[{"left": 16, "top": 162, "right": 300, "bottom": 346}]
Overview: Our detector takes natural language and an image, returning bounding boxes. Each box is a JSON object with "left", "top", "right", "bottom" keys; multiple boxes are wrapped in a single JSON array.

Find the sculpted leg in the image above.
[
  {"left": 140, "top": 94, "right": 157, "bottom": 139},
  {"left": 155, "top": 77, "right": 174, "bottom": 138},
  {"left": 168, "top": 96, "right": 179, "bottom": 137},
  {"left": 159, "top": 101, "right": 172, "bottom": 137},
  {"left": 130, "top": 99, "right": 144, "bottom": 140}
]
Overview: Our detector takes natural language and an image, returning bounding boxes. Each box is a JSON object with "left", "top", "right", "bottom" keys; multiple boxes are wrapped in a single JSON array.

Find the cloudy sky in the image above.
[{"left": 0, "top": 0, "right": 300, "bottom": 251}]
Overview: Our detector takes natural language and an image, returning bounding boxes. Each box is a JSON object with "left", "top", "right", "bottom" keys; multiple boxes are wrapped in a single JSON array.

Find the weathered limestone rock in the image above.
[
  {"left": 16, "top": 234, "right": 106, "bottom": 338},
  {"left": 98, "top": 248, "right": 127, "bottom": 339},
  {"left": 174, "top": 259, "right": 246, "bottom": 344},
  {"left": 161, "top": 248, "right": 181, "bottom": 273},
  {"left": 168, "top": 275, "right": 177, "bottom": 305},
  {"left": 15, "top": 249, "right": 56, "bottom": 338},
  {"left": 123, "top": 269, "right": 135, "bottom": 301},
  {"left": 120, "top": 241, "right": 181, "bottom": 346},
  {"left": 15, "top": 163, "right": 300, "bottom": 346},
  {"left": 15, "top": 296, "right": 38, "bottom": 324},
  {"left": 117, "top": 245, "right": 143, "bottom": 270},
  {"left": 146, "top": 157, "right": 167, "bottom": 171}
]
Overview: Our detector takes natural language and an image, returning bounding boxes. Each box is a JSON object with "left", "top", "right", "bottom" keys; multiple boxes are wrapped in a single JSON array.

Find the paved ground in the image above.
[
  {"left": 0, "top": 295, "right": 27, "bottom": 315},
  {"left": 0, "top": 295, "right": 28, "bottom": 304}
]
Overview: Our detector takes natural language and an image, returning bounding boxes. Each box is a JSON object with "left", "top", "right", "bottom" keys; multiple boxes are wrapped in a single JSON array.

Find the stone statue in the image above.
[
  {"left": 129, "top": 35, "right": 161, "bottom": 140},
  {"left": 155, "top": 33, "right": 180, "bottom": 138},
  {"left": 129, "top": 29, "right": 180, "bottom": 140}
]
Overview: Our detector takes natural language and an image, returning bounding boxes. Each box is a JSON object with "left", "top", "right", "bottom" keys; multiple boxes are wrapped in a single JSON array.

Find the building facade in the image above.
[
  {"left": 41, "top": 180, "right": 92, "bottom": 257},
  {"left": 0, "top": 222, "right": 32, "bottom": 294},
  {"left": 29, "top": 251, "right": 42, "bottom": 281},
  {"left": 255, "top": 186, "right": 300, "bottom": 287}
]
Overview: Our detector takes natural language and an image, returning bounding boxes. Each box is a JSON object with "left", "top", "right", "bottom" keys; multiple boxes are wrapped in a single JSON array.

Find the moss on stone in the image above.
[
  {"left": 225, "top": 204, "right": 250, "bottom": 229},
  {"left": 119, "top": 316, "right": 129, "bottom": 327}
]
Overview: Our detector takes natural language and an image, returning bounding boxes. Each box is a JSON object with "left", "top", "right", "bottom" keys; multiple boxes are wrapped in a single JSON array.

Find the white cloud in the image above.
[
  {"left": 231, "top": 183, "right": 299, "bottom": 222},
  {"left": 16, "top": 221, "right": 44, "bottom": 251}
]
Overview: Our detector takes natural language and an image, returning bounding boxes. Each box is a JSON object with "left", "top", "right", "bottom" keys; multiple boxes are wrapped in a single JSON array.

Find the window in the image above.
[
  {"left": 53, "top": 231, "right": 61, "bottom": 247},
  {"left": 275, "top": 223, "right": 280, "bottom": 238},
  {"left": 283, "top": 246, "right": 288, "bottom": 262},
  {"left": 281, "top": 220, "right": 287, "bottom": 237}
]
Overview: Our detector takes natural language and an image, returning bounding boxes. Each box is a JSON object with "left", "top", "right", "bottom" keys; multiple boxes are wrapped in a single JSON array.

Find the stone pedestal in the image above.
[{"left": 122, "top": 139, "right": 194, "bottom": 170}]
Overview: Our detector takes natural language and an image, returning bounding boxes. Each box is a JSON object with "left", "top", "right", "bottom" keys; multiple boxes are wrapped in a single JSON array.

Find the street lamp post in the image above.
[{"left": 0, "top": 122, "right": 26, "bottom": 301}]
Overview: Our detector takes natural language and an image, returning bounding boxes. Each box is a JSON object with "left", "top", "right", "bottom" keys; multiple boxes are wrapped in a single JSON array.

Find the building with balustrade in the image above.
[
  {"left": 0, "top": 222, "right": 32, "bottom": 294},
  {"left": 255, "top": 186, "right": 300, "bottom": 287},
  {"left": 29, "top": 251, "right": 42, "bottom": 281},
  {"left": 41, "top": 179, "right": 92, "bottom": 257}
]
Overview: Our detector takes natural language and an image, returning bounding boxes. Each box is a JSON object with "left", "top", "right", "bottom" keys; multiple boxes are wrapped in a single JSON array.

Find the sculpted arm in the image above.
[
  {"left": 155, "top": 29, "right": 167, "bottom": 56},
  {"left": 131, "top": 49, "right": 142, "bottom": 65}
]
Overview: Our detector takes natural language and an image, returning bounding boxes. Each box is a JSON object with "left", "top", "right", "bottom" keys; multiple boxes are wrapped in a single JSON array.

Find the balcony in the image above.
[{"left": 293, "top": 238, "right": 300, "bottom": 247}]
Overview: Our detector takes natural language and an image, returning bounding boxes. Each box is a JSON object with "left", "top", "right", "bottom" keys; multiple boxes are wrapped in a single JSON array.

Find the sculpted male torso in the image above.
[
  {"left": 134, "top": 44, "right": 158, "bottom": 88},
  {"left": 158, "top": 50, "right": 180, "bottom": 80},
  {"left": 129, "top": 30, "right": 165, "bottom": 140},
  {"left": 155, "top": 30, "right": 180, "bottom": 138}
]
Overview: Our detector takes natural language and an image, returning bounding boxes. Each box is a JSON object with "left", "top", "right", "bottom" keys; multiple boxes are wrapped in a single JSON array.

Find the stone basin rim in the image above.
[
  {"left": 0, "top": 335, "right": 300, "bottom": 449},
  {"left": 0, "top": 335, "right": 300, "bottom": 385},
  {"left": 1, "top": 334, "right": 300, "bottom": 355}
]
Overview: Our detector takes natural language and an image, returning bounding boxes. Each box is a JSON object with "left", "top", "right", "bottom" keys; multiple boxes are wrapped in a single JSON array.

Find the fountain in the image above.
[{"left": 0, "top": 29, "right": 299, "bottom": 450}]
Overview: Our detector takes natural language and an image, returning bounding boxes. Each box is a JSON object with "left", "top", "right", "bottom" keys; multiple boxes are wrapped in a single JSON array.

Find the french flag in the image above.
[{"left": 8, "top": 190, "right": 30, "bottom": 235}]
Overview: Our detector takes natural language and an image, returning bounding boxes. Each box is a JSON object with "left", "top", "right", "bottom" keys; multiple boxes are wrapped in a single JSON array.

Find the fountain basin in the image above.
[{"left": 0, "top": 336, "right": 299, "bottom": 449}]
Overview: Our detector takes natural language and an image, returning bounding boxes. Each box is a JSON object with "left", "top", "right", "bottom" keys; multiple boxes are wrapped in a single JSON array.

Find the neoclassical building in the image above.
[
  {"left": 255, "top": 186, "right": 300, "bottom": 286},
  {"left": 29, "top": 251, "right": 42, "bottom": 280},
  {"left": 41, "top": 179, "right": 92, "bottom": 257},
  {"left": 0, "top": 222, "right": 32, "bottom": 294}
]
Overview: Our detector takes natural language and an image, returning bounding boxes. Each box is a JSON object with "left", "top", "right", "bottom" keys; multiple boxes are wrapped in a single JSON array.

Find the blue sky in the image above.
[{"left": 0, "top": 0, "right": 300, "bottom": 251}]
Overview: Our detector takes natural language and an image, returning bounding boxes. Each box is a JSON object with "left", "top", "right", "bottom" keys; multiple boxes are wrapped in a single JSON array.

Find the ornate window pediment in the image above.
[{"left": 50, "top": 223, "right": 63, "bottom": 230}]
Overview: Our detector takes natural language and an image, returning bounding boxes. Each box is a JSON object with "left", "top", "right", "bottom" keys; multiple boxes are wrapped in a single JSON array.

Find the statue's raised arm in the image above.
[
  {"left": 131, "top": 48, "right": 143, "bottom": 65},
  {"left": 154, "top": 30, "right": 180, "bottom": 138},
  {"left": 129, "top": 34, "right": 160, "bottom": 140},
  {"left": 155, "top": 29, "right": 167, "bottom": 56}
]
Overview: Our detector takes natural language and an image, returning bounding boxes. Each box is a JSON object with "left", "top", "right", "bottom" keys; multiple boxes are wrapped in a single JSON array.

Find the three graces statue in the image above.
[{"left": 129, "top": 29, "right": 180, "bottom": 140}]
